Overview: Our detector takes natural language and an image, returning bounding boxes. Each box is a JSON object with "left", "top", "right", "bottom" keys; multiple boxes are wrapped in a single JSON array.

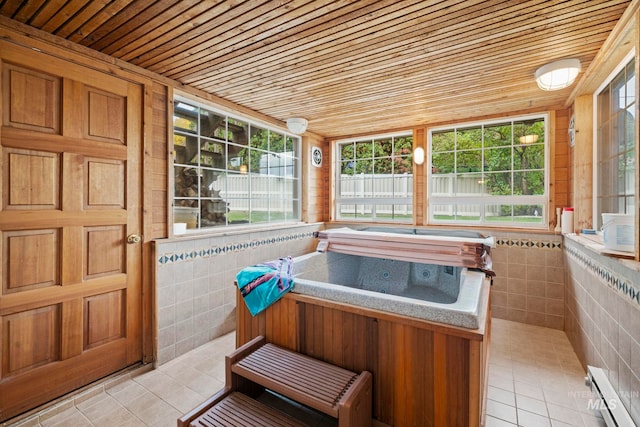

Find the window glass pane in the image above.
[
  {"left": 393, "top": 136, "right": 413, "bottom": 156},
  {"left": 173, "top": 133, "right": 198, "bottom": 165},
  {"left": 373, "top": 158, "right": 392, "bottom": 174},
  {"left": 514, "top": 171, "right": 544, "bottom": 195},
  {"left": 175, "top": 166, "right": 199, "bottom": 199},
  {"left": 513, "top": 144, "right": 544, "bottom": 170},
  {"left": 227, "top": 118, "right": 248, "bottom": 145},
  {"left": 485, "top": 204, "right": 512, "bottom": 222},
  {"left": 514, "top": 119, "right": 544, "bottom": 145},
  {"left": 453, "top": 204, "right": 481, "bottom": 221},
  {"left": 341, "top": 142, "right": 355, "bottom": 160},
  {"left": 432, "top": 152, "right": 454, "bottom": 174},
  {"left": 270, "top": 131, "right": 285, "bottom": 153},
  {"left": 338, "top": 204, "right": 356, "bottom": 218},
  {"left": 513, "top": 204, "right": 544, "bottom": 224},
  {"left": 373, "top": 138, "right": 392, "bottom": 157},
  {"left": 355, "top": 159, "right": 373, "bottom": 174},
  {"left": 394, "top": 156, "right": 412, "bottom": 174},
  {"left": 431, "top": 174, "right": 454, "bottom": 196},
  {"left": 432, "top": 131, "right": 455, "bottom": 152},
  {"left": 626, "top": 62, "right": 636, "bottom": 106},
  {"left": 626, "top": 106, "right": 635, "bottom": 150},
  {"left": 484, "top": 123, "right": 511, "bottom": 147},
  {"left": 456, "top": 150, "right": 481, "bottom": 172},
  {"left": 229, "top": 145, "right": 249, "bottom": 171},
  {"left": 250, "top": 125, "right": 268, "bottom": 149},
  {"left": 484, "top": 147, "right": 511, "bottom": 171},
  {"left": 341, "top": 160, "right": 355, "bottom": 175},
  {"left": 355, "top": 141, "right": 373, "bottom": 158},
  {"left": 174, "top": 102, "right": 198, "bottom": 133},
  {"left": 485, "top": 172, "right": 512, "bottom": 196},
  {"left": 455, "top": 173, "right": 483, "bottom": 196},
  {"left": 456, "top": 127, "right": 482, "bottom": 150},
  {"left": 199, "top": 110, "right": 226, "bottom": 140}
]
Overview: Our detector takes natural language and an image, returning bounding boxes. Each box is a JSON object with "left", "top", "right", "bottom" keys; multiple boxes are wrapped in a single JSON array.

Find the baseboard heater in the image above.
[{"left": 585, "top": 366, "right": 636, "bottom": 426}]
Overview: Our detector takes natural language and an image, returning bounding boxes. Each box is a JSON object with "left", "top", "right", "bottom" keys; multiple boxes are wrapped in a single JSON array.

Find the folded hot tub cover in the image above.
[{"left": 236, "top": 257, "right": 294, "bottom": 316}]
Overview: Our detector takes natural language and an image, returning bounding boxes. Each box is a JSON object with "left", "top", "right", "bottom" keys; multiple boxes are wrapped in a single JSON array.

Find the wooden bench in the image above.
[{"left": 178, "top": 336, "right": 373, "bottom": 427}]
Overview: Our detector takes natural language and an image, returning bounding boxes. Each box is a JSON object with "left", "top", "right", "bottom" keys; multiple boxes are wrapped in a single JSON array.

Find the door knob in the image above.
[{"left": 127, "top": 234, "right": 142, "bottom": 244}]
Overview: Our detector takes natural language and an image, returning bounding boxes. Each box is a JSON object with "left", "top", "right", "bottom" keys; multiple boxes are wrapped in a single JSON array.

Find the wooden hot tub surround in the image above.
[{"left": 235, "top": 282, "right": 491, "bottom": 427}]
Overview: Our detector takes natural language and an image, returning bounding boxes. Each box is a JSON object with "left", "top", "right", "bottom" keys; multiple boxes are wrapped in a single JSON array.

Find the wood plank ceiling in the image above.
[{"left": 0, "top": 0, "right": 632, "bottom": 138}]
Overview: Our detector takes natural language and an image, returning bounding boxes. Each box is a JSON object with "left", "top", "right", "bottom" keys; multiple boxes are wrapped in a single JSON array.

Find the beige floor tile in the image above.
[
  {"left": 517, "top": 395, "right": 549, "bottom": 417},
  {"left": 486, "top": 399, "right": 518, "bottom": 424},
  {"left": 515, "top": 381, "right": 545, "bottom": 401},
  {"left": 487, "top": 385, "right": 516, "bottom": 406},
  {"left": 92, "top": 408, "right": 145, "bottom": 427},
  {"left": 485, "top": 415, "right": 518, "bottom": 427},
  {"left": 42, "top": 410, "right": 92, "bottom": 427},
  {"left": 546, "top": 402, "right": 582, "bottom": 425},
  {"left": 76, "top": 393, "right": 124, "bottom": 423},
  {"left": 489, "top": 374, "right": 515, "bottom": 392},
  {"left": 518, "top": 408, "right": 552, "bottom": 427}
]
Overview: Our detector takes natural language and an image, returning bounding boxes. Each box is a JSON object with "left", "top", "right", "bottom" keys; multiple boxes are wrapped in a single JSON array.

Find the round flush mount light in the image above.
[
  {"left": 286, "top": 117, "right": 308, "bottom": 134},
  {"left": 413, "top": 147, "right": 425, "bottom": 165},
  {"left": 535, "top": 58, "right": 581, "bottom": 91}
]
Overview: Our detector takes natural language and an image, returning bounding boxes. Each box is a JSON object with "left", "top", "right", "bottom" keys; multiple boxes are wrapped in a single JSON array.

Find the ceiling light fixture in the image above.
[
  {"left": 286, "top": 118, "right": 308, "bottom": 134},
  {"left": 535, "top": 59, "right": 581, "bottom": 91}
]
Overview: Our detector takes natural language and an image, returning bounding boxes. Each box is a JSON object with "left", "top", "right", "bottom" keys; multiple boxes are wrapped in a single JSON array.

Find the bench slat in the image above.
[
  {"left": 190, "top": 392, "right": 307, "bottom": 427},
  {"left": 232, "top": 343, "right": 359, "bottom": 417},
  {"left": 238, "top": 350, "right": 351, "bottom": 400}
]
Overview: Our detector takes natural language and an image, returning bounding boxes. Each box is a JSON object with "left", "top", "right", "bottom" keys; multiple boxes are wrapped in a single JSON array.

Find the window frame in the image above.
[
  {"left": 592, "top": 49, "right": 636, "bottom": 230},
  {"left": 172, "top": 94, "right": 302, "bottom": 232},
  {"left": 334, "top": 131, "right": 415, "bottom": 223},
  {"left": 427, "top": 113, "right": 550, "bottom": 228}
]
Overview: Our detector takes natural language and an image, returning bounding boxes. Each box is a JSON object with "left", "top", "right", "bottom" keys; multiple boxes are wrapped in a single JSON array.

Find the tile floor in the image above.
[{"left": 5, "top": 319, "right": 607, "bottom": 427}]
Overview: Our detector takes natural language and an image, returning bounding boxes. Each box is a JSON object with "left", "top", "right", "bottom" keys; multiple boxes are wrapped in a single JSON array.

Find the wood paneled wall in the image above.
[
  {"left": 302, "top": 134, "right": 330, "bottom": 223},
  {"left": 150, "top": 83, "right": 169, "bottom": 239}
]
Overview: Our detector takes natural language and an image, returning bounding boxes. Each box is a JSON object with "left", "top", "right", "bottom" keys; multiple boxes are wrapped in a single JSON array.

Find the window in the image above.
[
  {"left": 173, "top": 96, "right": 301, "bottom": 231},
  {"left": 595, "top": 58, "right": 635, "bottom": 229},
  {"left": 428, "top": 115, "right": 548, "bottom": 227},
  {"left": 335, "top": 133, "right": 414, "bottom": 222}
]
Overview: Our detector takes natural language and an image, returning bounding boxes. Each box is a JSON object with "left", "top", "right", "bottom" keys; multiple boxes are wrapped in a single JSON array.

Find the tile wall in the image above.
[
  {"left": 563, "top": 236, "right": 640, "bottom": 424},
  {"left": 487, "top": 232, "right": 566, "bottom": 330},
  {"left": 153, "top": 223, "right": 323, "bottom": 365}
]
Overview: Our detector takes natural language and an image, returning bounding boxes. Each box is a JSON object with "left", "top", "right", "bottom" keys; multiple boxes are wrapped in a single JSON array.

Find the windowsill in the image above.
[
  {"left": 565, "top": 232, "right": 637, "bottom": 261},
  {"left": 162, "top": 221, "right": 322, "bottom": 242},
  {"left": 329, "top": 220, "right": 561, "bottom": 235}
]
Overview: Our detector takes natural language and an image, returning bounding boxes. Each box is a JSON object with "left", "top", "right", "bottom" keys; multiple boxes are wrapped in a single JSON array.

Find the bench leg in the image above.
[
  {"left": 338, "top": 371, "right": 373, "bottom": 427},
  {"left": 226, "top": 335, "right": 266, "bottom": 397}
]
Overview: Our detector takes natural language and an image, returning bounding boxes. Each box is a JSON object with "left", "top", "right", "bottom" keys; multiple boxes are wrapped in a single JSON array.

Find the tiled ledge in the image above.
[{"left": 564, "top": 234, "right": 640, "bottom": 307}]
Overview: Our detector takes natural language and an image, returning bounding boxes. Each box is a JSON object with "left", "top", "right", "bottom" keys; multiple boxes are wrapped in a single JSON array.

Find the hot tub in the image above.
[{"left": 291, "top": 250, "right": 489, "bottom": 329}]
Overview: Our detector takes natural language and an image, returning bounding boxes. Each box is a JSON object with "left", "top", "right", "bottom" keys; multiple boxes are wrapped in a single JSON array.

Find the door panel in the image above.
[{"left": 0, "top": 41, "right": 142, "bottom": 421}]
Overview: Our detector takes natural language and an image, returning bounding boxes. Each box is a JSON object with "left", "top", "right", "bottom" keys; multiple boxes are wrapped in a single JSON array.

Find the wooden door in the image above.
[{"left": 0, "top": 41, "right": 143, "bottom": 421}]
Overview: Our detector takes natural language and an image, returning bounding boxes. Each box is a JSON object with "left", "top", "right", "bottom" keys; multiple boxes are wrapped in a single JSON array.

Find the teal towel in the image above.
[{"left": 236, "top": 257, "right": 294, "bottom": 316}]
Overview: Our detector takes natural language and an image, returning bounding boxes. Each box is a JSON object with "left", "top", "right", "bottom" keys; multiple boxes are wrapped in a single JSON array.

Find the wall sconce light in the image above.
[
  {"left": 518, "top": 134, "right": 539, "bottom": 144},
  {"left": 535, "top": 58, "right": 581, "bottom": 91},
  {"left": 239, "top": 164, "right": 248, "bottom": 174},
  {"left": 413, "top": 147, "right": 425, "bottom": 165},
  {"left": 286, "top": 118, "right": 308, "bottom": 134}
]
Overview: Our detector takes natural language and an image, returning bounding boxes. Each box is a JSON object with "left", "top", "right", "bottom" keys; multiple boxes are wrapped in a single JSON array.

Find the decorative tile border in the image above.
[
  {"left": 495, "top": 238, "right": 562, "bottom": 249},
  {"left": 566, "top": 244, "right": 640, "bottom": 305},
  {"left": 157, "top": 231, "right": 317, "bottom": 264}
]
